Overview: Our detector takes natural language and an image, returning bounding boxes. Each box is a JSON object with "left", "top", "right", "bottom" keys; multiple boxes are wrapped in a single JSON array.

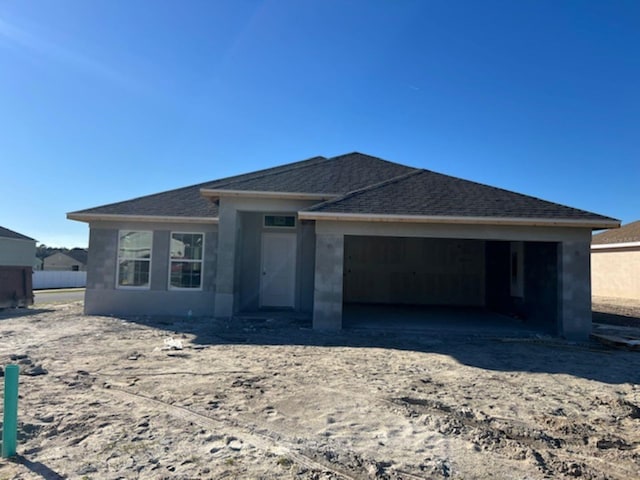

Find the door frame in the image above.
[{"left": 259, "top": 231, "right": 297, "bottom": 308}]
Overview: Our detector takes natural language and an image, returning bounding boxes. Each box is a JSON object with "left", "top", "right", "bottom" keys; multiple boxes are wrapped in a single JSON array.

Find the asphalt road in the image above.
[{"left": 34, "top": 289, "right": 85, "bottom": 306}]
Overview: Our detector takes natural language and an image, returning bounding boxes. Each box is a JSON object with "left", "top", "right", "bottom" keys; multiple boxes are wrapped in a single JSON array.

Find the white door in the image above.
[{"left": 260, "top": 232, "right": 297, "bottom": 307}]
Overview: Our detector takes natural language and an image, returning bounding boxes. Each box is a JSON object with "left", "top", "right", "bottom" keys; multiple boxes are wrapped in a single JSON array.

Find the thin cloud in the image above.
[{"left": 0, "top": 16, "right": 138, "bottom": 91}]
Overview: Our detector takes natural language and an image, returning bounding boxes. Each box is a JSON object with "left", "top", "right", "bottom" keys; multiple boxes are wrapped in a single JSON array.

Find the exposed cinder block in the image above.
[
  {"left": 558, "top": 241, "right": 592, "bottom": 341},
  {"left": 214, "top": 201, "right": 238, "bottom": 318},
  {"left": 85, "top": 223, "right": 217, "bottom": 316},
  {"left": 313, "top": 233, "right": 344, "bottom": 330}
]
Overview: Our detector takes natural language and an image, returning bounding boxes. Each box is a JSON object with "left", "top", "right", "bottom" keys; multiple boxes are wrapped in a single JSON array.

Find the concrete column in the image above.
[
  {"left": 214, "top": 201, "right": 238, "bottom": 318},
  {"left": 558, "top": 241, "right": 592, "bottom": 341},
  {"left": 313, "top": 233, "right": 344, "bottom": 330}
]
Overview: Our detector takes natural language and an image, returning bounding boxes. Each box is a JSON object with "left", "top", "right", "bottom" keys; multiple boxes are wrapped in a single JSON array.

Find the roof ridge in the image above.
[
  {"left": 327, "top": 151, "right": 415, "bottom": 169},
  {"left": 205, "top": 152, "right": 415, "bottom": 192},
  {"left": 305, "top": 168, "right": 422, "bottom": 211},
  {"left": 203, "top": 155, "right": 328, "bottom": 190}
]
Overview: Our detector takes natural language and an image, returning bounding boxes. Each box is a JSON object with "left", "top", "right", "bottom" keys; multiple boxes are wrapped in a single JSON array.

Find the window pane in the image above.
[
  {"left": 118, "top": 260, "right": 150, "bottom": 287},
  {"left": 170, "top": 261, "right": 202, "bottom": 289},
  {"left": 119, "top": 231, "right": 152, "bottom": 259},
  {"left": 171, "top": 233, "right": 203, "bottom": 260},
  {"left": 264, "top": 215, "right": 295, "bottom": 228}
]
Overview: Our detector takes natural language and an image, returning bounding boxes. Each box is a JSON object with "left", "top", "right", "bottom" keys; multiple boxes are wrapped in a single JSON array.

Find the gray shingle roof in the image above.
[
  {"left": 592, "top": 220, "right": 640, "bottom": 244},
  {"left": 304, "top": 169, "right": 617, "bottom": 222},
  {"left": 68, "top": 155, "right": 329, "bottom": 218},
  {"left": 0, "top": 226, "right": 34, "bottom": 241},
  {"left": 67, "top": 248, "right": 88, "bottom": 264},
  {"left": 203, "top": 152, "right": 416, "bottom": 194},
  {"left": 69, "top": 182, "right": 220, "bottom": 218},
  {"left": 69, "top": 153, "right": 414, "bottom": 218},
  {"left": 68, "top": 152, "right": 617, "bottom": 226}
]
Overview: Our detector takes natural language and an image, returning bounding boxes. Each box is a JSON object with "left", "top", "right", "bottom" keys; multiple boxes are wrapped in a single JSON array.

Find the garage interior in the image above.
[{"left": 342, "top": 235, "right": 560, "bottom": 335}]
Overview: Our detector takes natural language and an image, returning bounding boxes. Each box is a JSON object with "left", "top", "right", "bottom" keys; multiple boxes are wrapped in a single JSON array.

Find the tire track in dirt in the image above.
[
  {"left": 101, "top": 384, "right": 364, "bottom": 480},
  {"left": 392, "top": 395, "right": 639, "bottom": 480}
]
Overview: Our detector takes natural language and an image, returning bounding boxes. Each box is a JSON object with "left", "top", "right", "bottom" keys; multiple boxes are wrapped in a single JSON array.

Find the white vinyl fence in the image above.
[{"left": 33, "top": 271, "right": 87, "bottom": 289}]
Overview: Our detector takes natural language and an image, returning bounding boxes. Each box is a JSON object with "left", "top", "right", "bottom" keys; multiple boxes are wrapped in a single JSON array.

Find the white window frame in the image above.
[
  {"left": 263, "top": 214, "right": 296, "bottom": 229},
  {"left": 168, "top": 231, "right": 205, "bottom": 291},
  {"left": 116, "top": 230, "right": 153, "bottom": 290}
]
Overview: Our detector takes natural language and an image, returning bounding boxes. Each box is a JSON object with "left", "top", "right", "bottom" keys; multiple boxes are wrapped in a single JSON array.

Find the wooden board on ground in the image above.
[{"left": 591, "top": 332, "right": 640, "bottom": 350}]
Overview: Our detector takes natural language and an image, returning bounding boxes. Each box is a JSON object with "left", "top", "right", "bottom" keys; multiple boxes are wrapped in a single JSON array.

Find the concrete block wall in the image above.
[
  {"left": 87, "top": 228, "right": 118, "bottom": 290},
  {"left": 313, "top": 233, "right": 344, "bottom": 330},
  {"left": 558, "top": 241, "right": 592, "bottom": 340},
  {"left": 84, "top": 222, "right": 217, "bottom": 316}
]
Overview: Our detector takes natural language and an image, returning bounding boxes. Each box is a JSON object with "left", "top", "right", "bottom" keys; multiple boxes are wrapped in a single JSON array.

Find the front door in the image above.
[{"left": 260, "top": 232, "right": 296, "bottom": 308}]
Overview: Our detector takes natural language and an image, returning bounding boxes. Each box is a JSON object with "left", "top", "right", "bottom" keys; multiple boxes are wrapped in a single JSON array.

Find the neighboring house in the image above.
[
  {"left": 33, "top": 257, "right": 43, "bottom": 271},
  {"left": 591, "top": 220, "right": 640, "bottom": 300},
  {"left": 43, "top": 248, "right": 88, "bottom": 271},
  {"left": 0, "top": 226, "right": 36, "bottom": 308},
  {"left": 68, "top": 152, "right": 619, "bottom": 340}
]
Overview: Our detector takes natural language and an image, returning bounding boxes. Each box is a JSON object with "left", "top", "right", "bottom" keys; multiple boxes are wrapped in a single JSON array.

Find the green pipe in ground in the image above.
[{"left": 2, "top": 364, "right": 19, "bottom": 458}]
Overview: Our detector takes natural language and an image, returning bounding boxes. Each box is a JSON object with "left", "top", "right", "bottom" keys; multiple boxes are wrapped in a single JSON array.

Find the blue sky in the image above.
[{"left": 0, "top": 0, "right": 638, "bottom": 247}]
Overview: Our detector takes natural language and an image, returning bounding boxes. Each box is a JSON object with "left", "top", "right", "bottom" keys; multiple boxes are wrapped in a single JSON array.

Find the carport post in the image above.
[{"left": 2, "top": 364, "right": 19, "bottom": 458}]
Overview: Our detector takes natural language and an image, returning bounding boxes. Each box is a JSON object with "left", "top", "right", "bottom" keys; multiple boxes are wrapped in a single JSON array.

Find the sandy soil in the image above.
[
  {"left": 1, "top": 302, "right": 639, "bottom": 480},
  {"left": 592, "top": 296, "right": 640, "bottom": 328}
]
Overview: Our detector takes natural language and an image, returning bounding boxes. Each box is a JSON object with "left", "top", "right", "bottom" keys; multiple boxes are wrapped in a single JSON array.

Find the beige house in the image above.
[
  {"left": 43, "top": 249, "right": 88, "bottom": 271},
  {"left": 591, "top": 220, "right": 640, "bottom": 300}
]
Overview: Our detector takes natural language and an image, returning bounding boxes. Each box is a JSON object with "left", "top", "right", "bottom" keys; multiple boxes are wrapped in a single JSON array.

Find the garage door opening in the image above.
[{"left": 342, "top": 235, "right": 559, "bottom": 335}]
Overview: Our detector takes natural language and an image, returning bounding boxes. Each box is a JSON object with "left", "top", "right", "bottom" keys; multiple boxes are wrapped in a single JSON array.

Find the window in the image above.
[
  {"left": 118, "top": 231, "right": 152, "bottom": 288},
  {"left": 264, "top": 215, "right": 296, "bottom": 228},
  {"left": 170, "top": 233, "right": 204, "bottom": 289}
]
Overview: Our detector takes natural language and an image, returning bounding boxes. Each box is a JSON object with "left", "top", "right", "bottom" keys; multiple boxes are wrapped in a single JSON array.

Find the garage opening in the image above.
[{"left": 342, "top": 235, "right": 559, "bottom": 335}]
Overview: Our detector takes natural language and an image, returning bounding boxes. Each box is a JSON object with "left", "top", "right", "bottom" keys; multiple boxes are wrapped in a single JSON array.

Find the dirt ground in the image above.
[
  {"left": 1, "top": 299, "right": 639, "bottom": 480},
  {"left": 592, "top": 296, "right": 640, "bottom": 329}
]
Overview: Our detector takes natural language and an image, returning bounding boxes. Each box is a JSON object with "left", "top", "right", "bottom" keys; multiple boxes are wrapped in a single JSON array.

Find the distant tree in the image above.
[{"left": 35, "top": 244, "right": 68, "bottom": 260}]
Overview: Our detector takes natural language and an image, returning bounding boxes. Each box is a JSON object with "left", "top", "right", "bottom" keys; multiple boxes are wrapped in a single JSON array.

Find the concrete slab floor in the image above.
[{"left": 343, "top": 304, "right": 543, "bottom": 337}]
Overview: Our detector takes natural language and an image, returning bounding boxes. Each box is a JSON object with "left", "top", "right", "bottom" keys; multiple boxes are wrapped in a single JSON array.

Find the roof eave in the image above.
[
  {"left": 200, "top": 188, "right": 338, "bottom": 201},
  {"left": 0, "top": 235, "right": 36, "bottom": 243},
  {"left": 591, "top": 241, "right": 640, "bottom": 250},
  {"left": 297, "top": 212, "right": 620, "bottom": 229},
  {"left": 67, "top": 213, "right": 219, "bottom": 224}
]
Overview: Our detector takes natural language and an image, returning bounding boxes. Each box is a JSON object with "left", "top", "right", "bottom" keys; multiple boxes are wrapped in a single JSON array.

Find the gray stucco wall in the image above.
[
  {"left": 214, "top": 196, "right": 319, "bottom": 317},
  {"left": 84, "top": 221, "right": 217, "bottom": 316},
  {"left": 237, "top": 212, "right": 316, "bottom": 313},
  {"left": 238, "top": 212, "right": 262, "bottom": 312},
  {"left": 315, "top": 220, "right": 592, "bottom": 243}
]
